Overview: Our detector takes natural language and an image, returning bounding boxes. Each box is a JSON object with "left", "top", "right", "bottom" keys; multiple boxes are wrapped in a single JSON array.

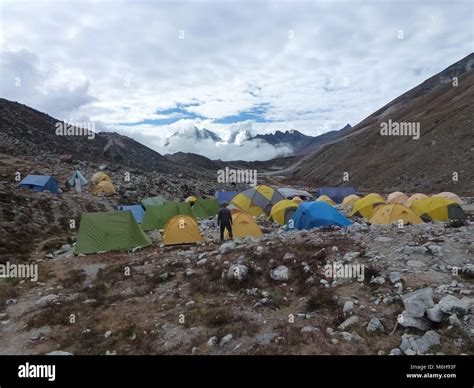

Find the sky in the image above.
[{"left": 0, "top": 0, "right": 473, "bottom": 160}]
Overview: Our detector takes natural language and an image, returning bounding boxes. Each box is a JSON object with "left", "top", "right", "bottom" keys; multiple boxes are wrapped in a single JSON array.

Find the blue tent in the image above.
[
  {"left": 19, "top": 175, "right": 58, "bottom": 193},
  {"left": 216, "top": 191, "right": 238, "bottom": 205},
  {"left": 117, "top": 205, "right": 145, "bottom": 224},
  {"left": 316, "top": 187, "right": 356, "bottom": 204},
  {"left": 290, "top": 202, "right": 351, "bottom": 230}
]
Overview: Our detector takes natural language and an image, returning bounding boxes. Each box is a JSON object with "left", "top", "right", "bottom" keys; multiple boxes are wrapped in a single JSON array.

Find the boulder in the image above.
[
  {"left": 400, "top": 330, "right": 440, "bottom": 355},
  {"left": 402, "top": 288, "right": 434, "bottom": 318},
  {"left": 438, "top": 295, "right": 469, "bottom": 316},
  {"left": 227, "top": 264, "right": 249, "bottom": 282},
  {"left": 270, "top": 266, "right": 289, "bottom": 282},
  {"left": 367, "top": 318, "right": 384, "bottom": 333},
  {"left": 338, "top": 316, "right": 359, "bottom": 331}
]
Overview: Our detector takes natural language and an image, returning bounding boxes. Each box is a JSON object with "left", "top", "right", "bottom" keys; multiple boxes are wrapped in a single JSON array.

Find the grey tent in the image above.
[
  {"left": 68, "top": 170, "right": 88, "bottom": 187},
  {"left": 277, "top": 188, "right": 313, "bottom": 200}
]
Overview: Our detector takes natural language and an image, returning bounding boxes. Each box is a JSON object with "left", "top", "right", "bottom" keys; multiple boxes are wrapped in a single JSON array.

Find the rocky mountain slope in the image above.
[
  {"left": 0, "top": 99, "right": 202, "bottom": 176},
  {"left": 289, "top": 53, "right": 474, "bottom": 194}
]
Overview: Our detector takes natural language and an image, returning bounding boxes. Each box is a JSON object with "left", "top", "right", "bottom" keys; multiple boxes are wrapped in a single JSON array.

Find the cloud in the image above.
[
  {"left": 0, "top": 0, "right": 472, "bottom": 160},
  {"left": 0, "top": 48, "right": 96, "bottom": 119}
]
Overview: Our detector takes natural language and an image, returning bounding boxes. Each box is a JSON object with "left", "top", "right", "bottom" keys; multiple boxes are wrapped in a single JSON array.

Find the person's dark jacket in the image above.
[{"left": 217, "top": 207, "right": 233, "bottom": 226}]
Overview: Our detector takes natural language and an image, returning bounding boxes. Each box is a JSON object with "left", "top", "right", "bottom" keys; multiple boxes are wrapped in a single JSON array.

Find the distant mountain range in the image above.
[{"left": 163, "top": 124, "right": 352, "bottom": 156}]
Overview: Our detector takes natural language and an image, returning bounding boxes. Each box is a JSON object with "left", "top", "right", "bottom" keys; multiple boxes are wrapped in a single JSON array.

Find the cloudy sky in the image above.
[{"left": 0, "top": 0, "right": 473, "bottom": 160}]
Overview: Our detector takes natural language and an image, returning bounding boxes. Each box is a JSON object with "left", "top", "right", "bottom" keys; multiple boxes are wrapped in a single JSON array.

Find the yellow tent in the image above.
[
  {"left": 342, "top": 194, "right": 360, "bottom": 209},
  {"left": 91, "top": 172, "right": 112, "bottom": 184},
  {"left": 270, "top": 200, "right": 299, "bottom": 225},
  {"left": 292, "top": 196, "right": 303, "bottom": 204},
  {"left": 369, "top": 204, "right": 423, "bottom": 225},
  {"left": 387, "top": 191, "right": 408, "bottom": 204},
  {"left": 350, "top": 195, "right": 385, "bottom": 218},
  {"left": 225, "top": 212, "right": 263, "bottom": 239},
  {"left": 230, "top": 185, "right": 285, "bottom": 217},
  {"left": 366, "top": 193, "right": 384, "bottom": 200},
  {"left": 163, "top": 215, "right": 202, "bottom": 245},
  {"left": 411, "top": 197, "right": 466, "bottom": 222},
  {"left": 316, "top": 195, "right": 336, "bottom": 206},
  {"left": 91, "top": 181, "right": 116, "bottom": 195},
  {"left": 185, "top": 195, "right": 198, "bottom": 204},
  {"left": 433, "top": 192, "right": 463, "bottom": 205},
  {"left": 405, "top": 193, "right": 429, "bottom": 208}
]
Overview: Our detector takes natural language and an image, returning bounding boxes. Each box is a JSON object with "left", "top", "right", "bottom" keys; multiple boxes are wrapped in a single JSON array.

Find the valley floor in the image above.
[{"left": 1, "top": 210, "right": 473, "bottom": 355}]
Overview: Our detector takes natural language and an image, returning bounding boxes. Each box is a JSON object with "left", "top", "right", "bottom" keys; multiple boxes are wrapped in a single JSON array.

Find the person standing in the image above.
[{"left": 217, "top": 202, "right": 233, "bottom": 241}]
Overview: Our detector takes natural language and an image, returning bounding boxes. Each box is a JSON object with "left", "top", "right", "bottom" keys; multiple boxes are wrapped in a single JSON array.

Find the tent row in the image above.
[
  {"left": 18, "top": 171, "right": 115, "bottom": 195},
  {"left": 346, "top": 194, "right": 465, "bottom": 224}
]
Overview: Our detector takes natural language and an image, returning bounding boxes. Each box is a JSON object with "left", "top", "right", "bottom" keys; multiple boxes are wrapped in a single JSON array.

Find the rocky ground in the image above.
[{"left": 0, "top": 200, "right": 473, "bottom": 355}]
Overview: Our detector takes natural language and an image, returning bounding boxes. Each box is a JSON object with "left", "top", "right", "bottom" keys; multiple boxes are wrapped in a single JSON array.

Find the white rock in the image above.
[
  {"left": 370, "top": 276, "right": 385, "bottom": 285},
  {"left": 367, "top": 318, "right": 384, "bottom": 333},
  {"left": 220, "top": 334, "right": 233, "bottom": 346},
  {"left": 402, "top": 288, "right": 434, "bottom": 318},
  {"left": 338, "top": 316, "right": 359, "bottom": 331},
  {"left": 220, "top": 241, "right": 236, "bottom": 254},
  {"left": 343, "top": 252, "right": 360, "bottom": 263},
  {"left": 36, "top": 294, "right": 59, "bottom": 307},
  {"left": 438, "top": 295, "right": 469, "bottom": 315},
  {"left": 227, "top": 264, "right": 249, "bottom": 282},
  {"left": 400, "top": 331, "right": 440, "bottom": 355},
  {"left": 270, "top": 265, "right": 289, "bottom": 282},
  {"left": 388, "top": 271, "right": 401, "bottom": 284},
  {"left": 426, "top": 306, "right": 443, "bottom": 323},
  {"left": 398, "top": 311, "right": 431, "bottom": 331},
  {"left": 207, "top": 336, "right": 218, "bottom": 346},
  {"left": 46, "top": 351, "right": 73, "bottom": 356},
  {"left": 375, "top": 237, "right": 393, "bottom": 243},
  {"left": 343, "top": 301, "right": 354, "bottom": 316}
]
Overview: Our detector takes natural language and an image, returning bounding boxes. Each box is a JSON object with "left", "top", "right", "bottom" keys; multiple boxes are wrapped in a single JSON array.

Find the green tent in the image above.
[
  {"left": 141, "top": 195, "right": 167, "bottom": 208},
  {"left": 141, "top": 202, "right": 194, "bottom": 231},
  {"left": 192, "top": 198, "right": 219, "bottom": 220},
  {"left": 68, "top": 170, "right": 87, "bottom": 187},
  {"left": 74, "top": 211, "right": 151, "bottom": 254}
]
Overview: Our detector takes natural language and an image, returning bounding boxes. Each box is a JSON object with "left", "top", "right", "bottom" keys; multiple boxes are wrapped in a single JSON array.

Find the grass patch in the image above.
[{"left": 305, "top": 289, "right": 339, "bottom": 312}]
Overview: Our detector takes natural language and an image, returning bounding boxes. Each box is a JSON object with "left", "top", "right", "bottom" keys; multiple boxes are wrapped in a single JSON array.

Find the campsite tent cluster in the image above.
[
  {"left": 18, "top": 170, "right": 116, "bottom": 195},
  {"left": 18, "top": 174, "right": 466, "bottom": 255},
  {"left": 66, "top": 186, "right": 470, "bottom": 255}
]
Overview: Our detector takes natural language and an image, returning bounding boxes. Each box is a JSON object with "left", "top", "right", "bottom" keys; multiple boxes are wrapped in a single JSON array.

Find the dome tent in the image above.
[
  {"left": 433, "top": 192, "right": 463, "bottom": 205},
  {"left": 231, "top": 185, "right": 285, "bottom": 217},
  {"left": 405, "top": 193, "right": 429, "bottom": 208},
  {"left": 224, "top": 212, "right": 263, "bottom": 239},
  {"left": 387, "top": 191, "right": 408, "bottom": 204},
  {"left": 315, "top": 195, "right": 336, "bottom": 206},
  {"left": 369, "top": 204, "right": 423, "bottom": 225},
  {"left": 411, "top": 197, "right": 466, "bottom": 222},
  {"left": 91, "top": 180, "right": 115, "bottom": 195},
  {"left": 163, "top": 215, "right": 202, "bottom": 245},
  {"left": 342, "top": 194, "right": 360, "bottom": 209},
  {"left": 350, "top": 195, "right": 385, "bottom": 219},
  {"left": 290, "top": 202, "right": 351, "bottom": 230},
  {"left": 270, "top": 200, "right": 299, "bottom": 225}
]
